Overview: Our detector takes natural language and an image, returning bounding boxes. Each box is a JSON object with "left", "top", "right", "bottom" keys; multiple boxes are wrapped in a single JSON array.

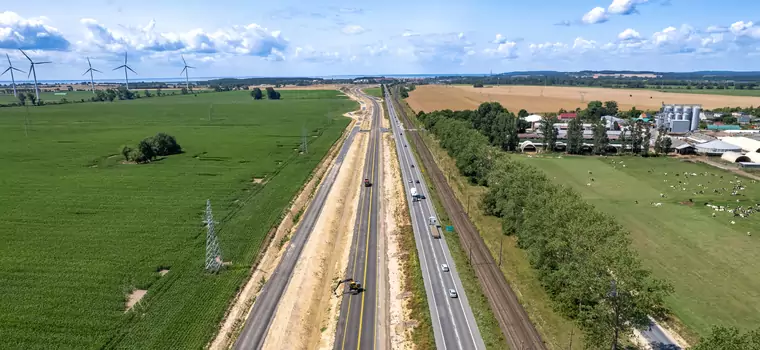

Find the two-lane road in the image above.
[
  {"left": 386, "top": 88, "right": 485, "bottom": 350},
  {"left": 334, "top": 88, "right": 381, "bottom": 350}
]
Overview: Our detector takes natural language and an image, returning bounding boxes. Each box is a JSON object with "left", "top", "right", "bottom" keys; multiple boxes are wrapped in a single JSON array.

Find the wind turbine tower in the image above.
[
  {"left": 180, "top": 55, "right": 195, "bottom": 91},
  {"left": 20, "top": 50, "right": 50, "bottom": 102},
  {"left": 83, "top": 57, "right": 102, "bottom": 94},
  {"left": 113, "top": 52, "right": 137, "bottom": 90},
  {"left": 2, "top": 54, "right": 25, "bottom": 97}
]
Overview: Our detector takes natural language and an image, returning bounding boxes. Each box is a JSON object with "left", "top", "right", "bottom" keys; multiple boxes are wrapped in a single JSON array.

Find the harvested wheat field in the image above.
[{"left": 407, "top": 85, "right": 760, "bottom": 113}]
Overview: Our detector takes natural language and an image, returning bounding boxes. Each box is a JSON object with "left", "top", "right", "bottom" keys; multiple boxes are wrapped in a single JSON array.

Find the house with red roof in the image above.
[{"left": 558, "top": 113, "right": 577, "bottom": 121}]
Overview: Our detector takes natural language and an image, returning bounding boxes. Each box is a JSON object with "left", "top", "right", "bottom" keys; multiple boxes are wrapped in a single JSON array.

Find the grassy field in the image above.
[
  {"left": 364, "top": 87, "right": 382, "bottom": 98},
  {"left": 0, "top": 88, "right": 209, "bottom": 105},
  {"left": 0, "top": 90, "right": 355, "bottom": 349},
  {"left": 649, "top": 87, "right": 760, "bottom": 97},
  {"left": 524, "top": 155, "right": 760, "bottom": 340}
]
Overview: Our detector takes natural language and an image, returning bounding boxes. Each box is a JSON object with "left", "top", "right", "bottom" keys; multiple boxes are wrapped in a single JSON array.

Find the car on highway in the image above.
[
  {"left": 448, "top": 289, "right": 458, "bottom": 298},
  {"left": 441, "top": 264, "right": 449, "bottom": 272},
  {"left": 411, "top": 164, "right": 415, "bottom": 168},
  {"left": 415, "top": 180, "right": 420, "bottom": 184}
]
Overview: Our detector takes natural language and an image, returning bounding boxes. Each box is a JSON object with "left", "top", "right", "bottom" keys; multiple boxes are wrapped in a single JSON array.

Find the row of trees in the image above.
[
  {"left": 120, "top": 133, "right": 183, "bottom": 164},
  {"left": 417, "top": 105, "right": 673, "bottom": 348},
  {"left": 249, "top": 87, "right": 281, "bottom": 100}
]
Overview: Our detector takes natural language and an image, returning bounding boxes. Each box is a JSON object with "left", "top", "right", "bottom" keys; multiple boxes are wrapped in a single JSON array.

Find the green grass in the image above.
[
  {"left": 0, "top": 90, "right": 100, "bottom": 104},
  {"left": 524, "top": 155, "right": 760, "bottom": 341},
  {"left": 364, "top": 87, "right": 382, "bottom": 98},
  {"left": 0, "top": 90, "right": 355, "bottom": 349},
  {"left": 646, "top": 87, "right": 760, "bottom": 97}
]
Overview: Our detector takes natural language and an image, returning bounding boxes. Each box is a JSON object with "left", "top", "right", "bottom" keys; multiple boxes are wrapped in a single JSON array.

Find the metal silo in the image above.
[
  {"left": 675, "top": 112, "right": 683, "bottom": 121},
  {"left": 691, "top": 105, "right": 702, "bottom": 131}
]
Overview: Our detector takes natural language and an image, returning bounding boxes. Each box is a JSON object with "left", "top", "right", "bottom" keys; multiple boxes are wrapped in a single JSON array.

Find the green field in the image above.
[
  {"left": 0, "top": 90, "right": 355, "bottom": 348},
  {"left": 524, "top": 155, "right": 760, "bottom": 339},
  {"left": 648, "top": 87, "right": 760, "bottom": 97},
  {"left": 364, "top": 87, "right": 382, "bottom": 98},
  {"left": 0, "top": 90, "right": 100, "bottom": 104}
]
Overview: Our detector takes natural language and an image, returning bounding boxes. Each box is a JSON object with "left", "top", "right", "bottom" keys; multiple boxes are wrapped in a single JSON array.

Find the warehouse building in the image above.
[
  {"left": 694, "top": 140, "right": 742, "bottom": 155},
  {"left": 719, "top": 136, "right": 760, "bottom": 153}
]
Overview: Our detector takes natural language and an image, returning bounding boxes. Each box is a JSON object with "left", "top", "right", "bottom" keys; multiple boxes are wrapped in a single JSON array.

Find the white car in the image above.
[
  {"left": 448, "top": 289, "right": 458, "bottom": 298},
  {"left": 441, "top": 264, "right": 449, "bottom": 272}
]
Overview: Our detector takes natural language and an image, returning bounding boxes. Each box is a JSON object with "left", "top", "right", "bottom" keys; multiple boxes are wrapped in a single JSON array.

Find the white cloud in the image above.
[
  {"left": 582, "top": 7, "right": 608, "bottom": 24},
  {"left": 618, "top": 28, "right": 641, "bottom": 41},
  {"left": 365, "top": 42, "right": 388, "bottom": 56},
  {"left": 401, "top": 30, "right": 420, "bottom": 37},
  {"left": 341, "top": 25, "right": 366, "bottom": 35},
  {"left": 529, "top": 42, "right": 568, "bottom": 56},
  {"left": 492, "top": 34, "right": 510, "bottom": 44},
  {"left": 573, "top": 37, "right": 597, "bottom": 50},
  {"left": 404, "top": 32, "right": 475, "bottom": 64},
  {"left": 0, "top": 11, "right": 70, "bottom": 50},
  {"left": 705, "top": 25, "right": 729, "bottom": 34},
  {"left": 293, "top": 46, "right": 341, "bottom": 63},
  {"left": 608, "top": 0, "right": 648, "bottom": 15},
  {"left": 484, "top": 41, "right": 518, "bottom": 59},
  {"left": 77, "top": 19, "right": 287, "bottom": 60}
]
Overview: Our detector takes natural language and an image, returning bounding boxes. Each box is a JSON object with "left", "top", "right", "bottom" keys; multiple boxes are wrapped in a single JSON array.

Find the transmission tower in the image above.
[
  {"left": 580, "top": 91, "right": 587, "bottom": 103},
  {"left": 204, "top": 199, "right": 223, "bottom": 273},
  {"left": 301, "top": 126, "right": 308, "bottom": 154}
]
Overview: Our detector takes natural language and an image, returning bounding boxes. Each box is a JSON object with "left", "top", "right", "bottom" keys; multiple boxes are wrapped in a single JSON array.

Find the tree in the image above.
[
  {"left": 505, "top": 114, "right": 520, "bottom": 152},
  {"left": 592, "top": 117, "right": 609, "bottom": 155},
  {"left": 473, "top": 82, "right": 484, "bottom": 88},
  {"left": 642, "top": 125, "right": 652, "bottom": 156},
  {"left": 120, "top": 145, "right": 133, "bottom": 161},
  {"left": 156, "top": 88, "right": 163, "bottom": 96},
  {"left": 95, "top": 90, "right": 107, "bottom": 102},
  {"left": 252, "top": 88, "right": 263, "bottom": 100},
  {"left": 539, "top": 116, "right": 558, "bottom": 152},
  {"left": 137, "top": 139, "right": 155, "bottom": 161},
  {"left": 604, "top": 101, "right": 619, "bottom": 115},
  {"left": 181, "top": 87, "right": 188, "bottom": 95},
  {"left": 144, "top": 89, "right": 152, "bottom": 98},
  {"left": 723, "top": 116, "right": 738, "bottom": 124},
  {"left": 117, "top": 86, "right": 134, "bottom": 100},
  {"left": 17, "top": 93, "right": 26, "bottom": 105},
  {"left": 26, "top": 92, "right": 36, "bottom": 106},
  {"left": 587, "top": 100, "right": 604, "bottom": 118},
  {"left": 265, "top": 87, "right": 281, "bottom": 100},
  {"left": 106, "top": 89, "right": 117, "bottom": 102},
  {"left": 662, "top": 136, "right": 672, "bottom": 155},
  {"left": 691, "top": 326, "right": 760, "bottom": 350},
  {"left": 148, "top": 133, "right": 182, "bottom": 156},
  {"left": 566, "top": 116, "right": 584, "bottom": 154},
  {"left": 518, "top": 109, "right": 529, "bottom": 119},
  {"left": 631, "top": 122, "right": 643, "bottom": 154},
  {"left": 612, "top": 121, "right": 620, "bottom": 131}
]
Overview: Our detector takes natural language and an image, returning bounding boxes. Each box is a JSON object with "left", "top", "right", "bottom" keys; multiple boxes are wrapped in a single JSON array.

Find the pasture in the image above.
[
  {"left": 363, "top": 87, "right": 382, "bottom": 98},
  {"left": 0, "top": 90, "right": 355, "bottom": 348},
  {"left": 523, "top": 155, "right": 760, "bottom": 338},
  {"left": 406, "top": 85, "right": 760, "bottom": 113}
]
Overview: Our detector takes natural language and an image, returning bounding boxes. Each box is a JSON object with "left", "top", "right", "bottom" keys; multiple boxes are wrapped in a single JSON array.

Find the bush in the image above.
[
  {"left": 121, "top": 133, "right": 182, "bottom": 164},
  {"left": 120, "top": 145, "right": 133, "bottom": 161}
]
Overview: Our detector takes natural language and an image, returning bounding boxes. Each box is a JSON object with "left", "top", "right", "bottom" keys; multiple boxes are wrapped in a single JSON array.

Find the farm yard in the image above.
[
  {"left": 406, "top": 85, "right": 760, "bottom": 113},
  {"left": 523, "top": 155, "right": 760, "bottom": 339},
  {"left": 0, "top": 90, "right": 355, "bottom": 348}
]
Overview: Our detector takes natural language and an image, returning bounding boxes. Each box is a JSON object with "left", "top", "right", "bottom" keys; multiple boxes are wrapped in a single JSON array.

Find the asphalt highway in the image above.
[
  {"left": 334, "top": 88, "right": 381, "bottom": 350},
  {"left": 385, "top": 88, "right": 485, "bottom": 350},
  {"left": 233, "top": 103, "right": 361, "bottom": 350}
]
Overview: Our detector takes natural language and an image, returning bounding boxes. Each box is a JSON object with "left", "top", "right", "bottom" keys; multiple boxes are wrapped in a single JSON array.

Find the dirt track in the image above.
[
  {"left": 407, "top": 85, "right": 760, "bottom": 113},
  {"left": 391, "top": 89, "right": 547, "bottom": 350}
]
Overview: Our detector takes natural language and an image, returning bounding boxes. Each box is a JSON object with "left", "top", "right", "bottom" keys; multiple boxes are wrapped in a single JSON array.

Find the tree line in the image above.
[
  {"left": 417, "top": 103, "right": 674, "bottom": 348},
  {"left": 249, "top": 87, "right": 281, "bottom": 100},
  {"left": 120, "top": 133, "right": 183, "bottom": 164}
]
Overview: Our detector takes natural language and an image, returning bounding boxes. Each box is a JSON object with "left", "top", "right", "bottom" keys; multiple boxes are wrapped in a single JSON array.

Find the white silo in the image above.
[
  {"left": 664, "top": 105, "right": 674, "bottom": 113},
  {"left": 691, "top": 105, "right": 701, "bottom": 131},
  {"left": 675, "top": 112, "right": 683, "bottom": 120},
  {"left": 674, "top": 105, "right": 683, "bottom": 115}
]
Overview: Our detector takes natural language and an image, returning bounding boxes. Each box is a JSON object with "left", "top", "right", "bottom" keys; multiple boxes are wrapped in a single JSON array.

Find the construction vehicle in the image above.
[
  {"left": 364, "top": 178, "right": 372, "bottom": 187},
  {"left": 334, "top": 278, "right": 363, "bottom": 295},
  {"left": 428, "top": 216, "right": 442, "bottom": 239}
]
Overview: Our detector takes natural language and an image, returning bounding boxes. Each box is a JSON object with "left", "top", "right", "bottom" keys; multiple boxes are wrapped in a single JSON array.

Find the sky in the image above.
[{"left": 2, "top": 0, "right": 760, "bottom": 80}]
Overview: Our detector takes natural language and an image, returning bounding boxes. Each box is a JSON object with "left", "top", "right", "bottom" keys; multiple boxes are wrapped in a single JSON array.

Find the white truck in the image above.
[{"left": 410, "top": 187, "right": 425, "bottom": 201}]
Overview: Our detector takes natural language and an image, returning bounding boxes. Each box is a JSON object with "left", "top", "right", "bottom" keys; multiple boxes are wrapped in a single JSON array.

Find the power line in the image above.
[{"left": 204, "top": 199, "right": 223, "bottom": 273}]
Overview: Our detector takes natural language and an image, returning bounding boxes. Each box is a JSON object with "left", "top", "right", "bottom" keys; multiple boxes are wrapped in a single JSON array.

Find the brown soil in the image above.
[
  {"left": 263, "top": 93, "right": 368, "bottom": 350},
  {"left": 252, "top": 178, "right": 266, "bottom": 184},
  {"left": 158, "top": 269, "right": 169, "bottom": 276},
  {"left": 125, "top": 289, "right": 147, "bottom": 312},
  {"left": 680, "top": 201, "right": 695, "bottom": 206},
  {"left": 407, "top": 85, "right": 760, "bottom": 113}
]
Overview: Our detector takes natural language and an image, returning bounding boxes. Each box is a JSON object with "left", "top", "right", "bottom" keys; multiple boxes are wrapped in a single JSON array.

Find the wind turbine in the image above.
[
  {"left": 83, "top": 57, "right": 102, "bottom": 94},
  {"left": 2, "top": 54, "right": 25, "bottom": 98},
  {"left": 113, "top": 52, "right": 136, "bottom": 90},
  {"left": 20, "top": 49, "right": 51, "bottom": 102},
  {"left": 180, "top": 55, "right": 195, "bottom": 91}
]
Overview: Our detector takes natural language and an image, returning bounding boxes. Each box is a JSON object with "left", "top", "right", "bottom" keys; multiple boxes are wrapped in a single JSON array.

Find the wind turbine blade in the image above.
[
  {"left": 6, "top": 53, "right": 10, "bottom": 65},
  {"left": 83, "top": 69, "right": 90, "bottom": 76},
  {"left": 1, "top": 67, "right": 10, "bottom": 76},
  {"left": 87, "top": 57, "right": 92, "bottom": 68},
  {"left": 19, "top": 49, "right": 31, "bottom": 61},
  {"left": 187, "top": 66, "right": 196, "bottom": 69},
  {"left": 182, "top": 55, "right": 187, "bottom": 66},
  {"left": 180, "top": 67, "right": 187, "bottom": 75},
  {"left": 113, "top": 65, "right": 125, "bottom": 71},
  {"left": 28, "top": 66, "right": 33, "bottom": 78},
  {"left": 126, "top": 66, "right": 137, "bottom": 74},
  {"left": 92, "top": 68, "right": 103, "bottom": 73},
  {"left": 35, "top": 61, "right": 52, "bottom": 65},
  {"left": 124, "top": 52, "right": 128, "bottom": 64},
  {"left": 12, "top": 67, "right": 25, "bottom": 73}
]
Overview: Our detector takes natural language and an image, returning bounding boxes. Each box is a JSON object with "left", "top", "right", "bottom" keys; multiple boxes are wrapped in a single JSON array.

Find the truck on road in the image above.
[
  {"left": 428, "top": 216, "right": 442, "bottom": 239},
  {"left": 411, "top": 187, "right": 425, "bottom": 202}
]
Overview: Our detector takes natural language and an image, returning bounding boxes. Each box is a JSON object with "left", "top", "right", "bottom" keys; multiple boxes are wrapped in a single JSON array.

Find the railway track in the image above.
[{"left": 390, "top": 90, "right": 547, "bottom": 350}]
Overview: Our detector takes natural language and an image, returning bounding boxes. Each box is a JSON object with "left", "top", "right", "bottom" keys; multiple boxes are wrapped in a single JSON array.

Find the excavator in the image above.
[{"left": 334, "top": 278, "right": 364, "bottom": 295}]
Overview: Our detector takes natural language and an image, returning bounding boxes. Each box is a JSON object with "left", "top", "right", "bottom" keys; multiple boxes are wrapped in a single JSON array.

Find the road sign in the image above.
[{"left": 446, "top": 225, "right": 454, "bottom": 232}]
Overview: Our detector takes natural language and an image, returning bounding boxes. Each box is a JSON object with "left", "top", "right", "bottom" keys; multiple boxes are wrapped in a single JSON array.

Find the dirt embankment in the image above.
[
  {"left": 208, "top": 90, "right": 360, "bottom": 350},
  {"left": 407, "top": 84, "right": 760, "bottom": 113}
]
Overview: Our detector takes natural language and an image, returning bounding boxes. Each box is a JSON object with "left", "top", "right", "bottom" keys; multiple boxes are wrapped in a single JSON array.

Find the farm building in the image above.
[
  {"left": 558, "top": 113, "right": 577, "bottom": 121},
  {"left": 694, "top": 140, "right": 743, "bottom": 155},
  {"left": 720, "top": 136, "right": 760, "bottom": 153},
  {"left": 708, "top": 125, "right": 741, "bottom": 131},
  {"left": 721, "top": 152, "right": 753, "bottom": 163},
  {"left": 602, "top": 115, "right": 625, "bottom": 129}
]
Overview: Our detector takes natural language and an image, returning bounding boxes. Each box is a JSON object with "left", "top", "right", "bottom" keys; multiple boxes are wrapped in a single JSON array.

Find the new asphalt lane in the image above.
[
  {"left": 334, "top": 88, "right": 381, "bottom": 350},
  {"left": 233, "top": 102, "right": 361, "bottom": 350},
  {"left": 385, "top": 88, "right": 485, "bottom": 350}
]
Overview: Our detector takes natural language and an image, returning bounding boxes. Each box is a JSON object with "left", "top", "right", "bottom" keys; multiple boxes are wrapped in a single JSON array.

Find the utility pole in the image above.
[
  {"left": 204, "top": 200, "right": 223, "bottom": 273},
  {"left": 610, "top": 279, "right": 619, "bottom": 350},
  {"left": 208, "top": 104, "right": 213, "bottom": 121}
]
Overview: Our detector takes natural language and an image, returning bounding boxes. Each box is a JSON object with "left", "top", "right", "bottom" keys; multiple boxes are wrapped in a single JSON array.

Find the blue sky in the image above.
[{"left": 1, "top": 0, "right": 759, "bottom": 80}]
